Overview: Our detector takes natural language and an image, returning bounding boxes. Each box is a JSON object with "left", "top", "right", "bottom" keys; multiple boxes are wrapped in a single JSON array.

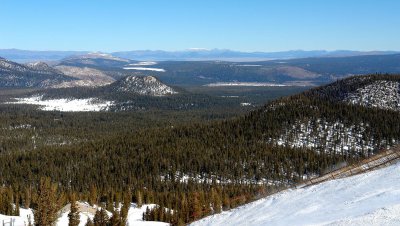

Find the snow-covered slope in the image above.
[
  {"left": 110, "top": 76, "right": 178, "bottom": 96},
  {"left": 191, "top": 161, "right": 400, "bottom": 226}
]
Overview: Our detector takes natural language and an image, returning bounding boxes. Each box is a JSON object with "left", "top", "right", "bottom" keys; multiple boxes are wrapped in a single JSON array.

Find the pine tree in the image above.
[
  {"left": 68, "top": 196, "right": 80, "bottom": 226},
  {"left": 14, "top": 193, "right": 20, "bottom": 216},
  {"left": 120, "top": 191, "right": 131, "bottom": 226},
  {"left": 88, "top": 186, "right": 98, "bottom": 206},
  {"left": 93, "top": 208, "right": 109, "bottom": 226},
  {"left": 109, "top": 209, "right": 121, "bottom": 226},
  {"left": 24, "top": 187, "right": 31, "bottom": 209},
  {"left": 136, "top": 190, "right": 143, "bottom": 208},
  {"left": 34, "top": 177, "right": 59, "bottom": 226},
  {"left": 84, "top": 218, "right": 94, "bottom": 226}
]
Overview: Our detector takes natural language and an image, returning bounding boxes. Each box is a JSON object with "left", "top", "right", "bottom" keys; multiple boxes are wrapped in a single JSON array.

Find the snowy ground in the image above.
[
  {"left": 7, "top": 96, "right": 113, "bottom": 112},
  {"left": 205, "top": 82, "right": 287, "bottom": 87},
  {"left": 191, "top": 161, "right": 400, "bottom": 226},
  {"left": 123, "top": 67, "right": 166, "bottom": 72},
  {"left": 0, "top": 208, "right": 33, "bottom": 226},
  {"left": 56, "top": 203, "right": 168, "bottom": 226},
  {"left": 0, "top": 203, "right": 169, "bottom": 226}
]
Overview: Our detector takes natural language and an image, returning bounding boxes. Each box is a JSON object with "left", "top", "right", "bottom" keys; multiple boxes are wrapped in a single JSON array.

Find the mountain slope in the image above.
[
  {"left": 305, "top": 74, "right": 400, "bottom": 111},
  {"left": 53, "top": 65, "right": 116, "bottom": 87},
  {"left": 192, "top": 159, "right": 400, "bottom": 226},
  {"left": 0, "top": 57, "right": 75, "bottom": 88},
  {"left": 264, "top": 74, "right": 400, "bottom": 155}
]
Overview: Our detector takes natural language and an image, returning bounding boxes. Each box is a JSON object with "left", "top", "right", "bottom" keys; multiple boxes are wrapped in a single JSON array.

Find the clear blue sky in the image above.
[{"left": 1, "top": 0, "right": 399, "bottom": 52}]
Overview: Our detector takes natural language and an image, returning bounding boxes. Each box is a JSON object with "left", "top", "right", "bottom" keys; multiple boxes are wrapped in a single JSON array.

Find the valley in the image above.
[{"left": 0, "top": 52, "right": 399, "bottom": 226}]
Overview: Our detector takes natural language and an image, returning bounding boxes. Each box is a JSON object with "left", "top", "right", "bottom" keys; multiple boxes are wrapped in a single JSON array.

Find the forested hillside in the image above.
[{"left": 0, "top": 74, "right": 399, "bottom": 225}]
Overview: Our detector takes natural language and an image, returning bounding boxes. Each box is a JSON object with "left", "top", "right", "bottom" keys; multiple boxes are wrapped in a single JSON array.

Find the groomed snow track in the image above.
[{"left": 298, "top": 145, "right": 400, "bottom": 188}]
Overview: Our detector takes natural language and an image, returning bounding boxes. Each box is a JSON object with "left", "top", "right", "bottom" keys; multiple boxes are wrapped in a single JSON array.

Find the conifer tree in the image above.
[
  {"left": 89, "top": 186, "right": 98, "bottom": 206},
  {"left": 109, "top": 209, "right": 121, "bottom": 226},
  {"left": 24, "top": 187, "right": 31, "bottom": 209},
  {"left": 34, "top": 177, "right": 59, "bottom": 226},
  {"left": 68, "top": 195, "right": 80, "bottom": 226},
  {"left": 84, "top": 218, "right": 94, "bottom": 226},
  {"left": 93, "top": 208, "right": 109, "bottom": 226},
  {"left": 120, "top": 191, "right": 131, "bottom": 226},
  {"left": 136, "top": 190, "right": 143, "bottom": 208}
]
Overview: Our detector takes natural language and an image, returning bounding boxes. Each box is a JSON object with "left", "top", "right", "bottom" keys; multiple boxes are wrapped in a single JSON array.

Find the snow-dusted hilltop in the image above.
[
  {"left": 192, "top": 160, "right": 400, "bottom": 226},
  {"left": 109, "top": 75, "right": 178, "bottom": 96},
  {"left": 344, "top": 80, "right": 400, "bottom": 111},
  {"left": 307, "top": 74, "right": 400, "bottom": 111},
  {"left": 267, "top": 74, "right": 400, "bottom": 156}
]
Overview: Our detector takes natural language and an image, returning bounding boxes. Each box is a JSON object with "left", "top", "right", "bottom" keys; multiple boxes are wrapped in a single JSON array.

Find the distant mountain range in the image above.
[
  {"left": 1, "top": 48, "right": 398, "bottom": 62},
  {"left": 2, "top": 52, "right": 400, "bottom": 88}
]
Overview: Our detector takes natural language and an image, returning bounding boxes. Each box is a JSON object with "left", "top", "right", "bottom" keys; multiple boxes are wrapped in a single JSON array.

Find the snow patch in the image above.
[
  {"left": 123, "top": 67, "right": 166, "bottom": 72},
  {"left": 8, "top": 96, "right": 113, "bottom": 112},
  {"left": 205, "top": 82, "right": 287, "bottom": 87}
]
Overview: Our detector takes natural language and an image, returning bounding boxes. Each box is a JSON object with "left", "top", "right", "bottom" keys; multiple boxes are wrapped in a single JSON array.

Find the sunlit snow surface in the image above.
[
  {"left": 9, "top": 96, "right": 113, "bottom": 112},
  {"left": 191, "top": 161, "right": 400, "bottom": 226},
  {"left": 205, "top": 82, "right": 287, "bottom": 87},
  {"left": 123, "top": 67, "right": 166, "bottom": 72},
  {"left": 123, "top": 62, "right": 165, "bottom": 72}
]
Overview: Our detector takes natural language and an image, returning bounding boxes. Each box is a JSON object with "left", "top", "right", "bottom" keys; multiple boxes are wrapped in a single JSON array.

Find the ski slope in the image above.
[{"left": 191, "top": 161, "right": 400, "bottom": 226}]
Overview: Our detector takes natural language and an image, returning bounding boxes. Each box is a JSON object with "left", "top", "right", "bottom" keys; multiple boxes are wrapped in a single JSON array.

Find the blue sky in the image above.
[{"left": 1, "top": 0, "right": 399, "bottom": 52}]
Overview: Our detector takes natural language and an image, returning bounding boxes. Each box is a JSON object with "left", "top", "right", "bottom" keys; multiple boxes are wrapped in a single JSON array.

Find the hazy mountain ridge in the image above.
[
  {"left": 1, "top": 48, "right": 398, "bottom": 62},
  {"left": 0, "top": 57, "right": 75, "bottom": 88}
]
